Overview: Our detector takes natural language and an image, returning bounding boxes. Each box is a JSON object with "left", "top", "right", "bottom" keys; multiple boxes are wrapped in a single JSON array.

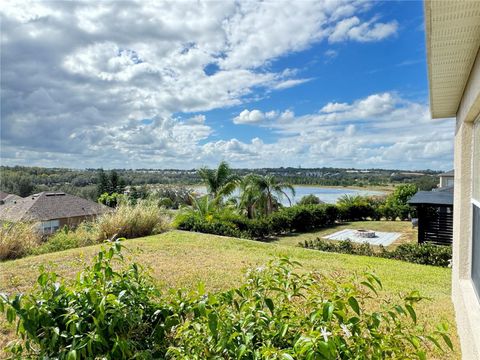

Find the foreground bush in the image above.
[
  {"left": 0, "top": 242, "right": 453, "bottom": 359},
  {"left": 301, "top": 239, "right": 452, "bottom": 267},
  {"left": 0, "top": 222, "right": 41, "bottom": 261}
]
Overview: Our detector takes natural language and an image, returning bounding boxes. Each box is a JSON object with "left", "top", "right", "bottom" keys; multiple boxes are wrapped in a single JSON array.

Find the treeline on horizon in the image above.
[{"left": 0, "top": 165, "right": 442, "bottom": 201}]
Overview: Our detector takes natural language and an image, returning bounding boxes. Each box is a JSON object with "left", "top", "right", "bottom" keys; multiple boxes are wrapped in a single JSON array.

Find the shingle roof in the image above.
[
  {"left": 0, "top": 191, "right": 11, "bottom": 201},
  {"left": 0, "top": 192, "right": 21, "bottom": 204},
  {"left": 0, "top": 192, "right": 109, "bottom": 222},
  {"left": 408, "top": 190, "right": 453, "bottom": 206}
]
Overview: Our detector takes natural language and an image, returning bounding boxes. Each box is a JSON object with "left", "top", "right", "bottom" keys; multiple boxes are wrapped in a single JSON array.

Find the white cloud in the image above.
[
  {"left": 329, "top": 16, "right": 398, "bottom": 43},
  {"left": 233, "top": 109, "right": 266, "bottom": 124},
  {"left": 0, "top": 0, "right": 421, "bottom": 169},
  {"left": 273, "top": 78, "right": 312, "bottom": 90}
]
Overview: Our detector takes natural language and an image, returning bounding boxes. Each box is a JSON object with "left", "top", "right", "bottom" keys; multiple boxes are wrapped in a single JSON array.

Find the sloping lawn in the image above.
[
  {"left": 276, "top": 220, "right": 417, "bottom": 247},
  {"left": 0, "top": 230, "right": 457, "bottom": 358}
]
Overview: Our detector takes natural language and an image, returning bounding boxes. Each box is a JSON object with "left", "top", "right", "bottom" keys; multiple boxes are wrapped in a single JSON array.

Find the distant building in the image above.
[
  {"left": 0, "top": 192, "right": 109, "bottom": 234},
  {"left": 439, "top": 170, "right": 454, "bottom": 188}
]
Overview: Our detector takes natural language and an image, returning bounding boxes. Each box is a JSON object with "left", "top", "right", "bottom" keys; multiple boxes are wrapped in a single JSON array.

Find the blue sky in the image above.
[{"left": 0, "top": 0, "right": 454, "bottom": 170}]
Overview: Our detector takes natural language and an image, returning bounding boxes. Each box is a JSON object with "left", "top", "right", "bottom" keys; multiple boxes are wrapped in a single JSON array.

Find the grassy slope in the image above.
[
  {"left": 0, "top": 229, "right": 458, "bottom": 358},
  {"left": 276, "top": 220, "right": 417, "bottom": 247}
]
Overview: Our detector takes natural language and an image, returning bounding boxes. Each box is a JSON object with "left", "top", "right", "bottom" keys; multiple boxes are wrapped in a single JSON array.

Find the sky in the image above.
[{"left": 0, "top": 0, "right": 455, "bottom": 170}]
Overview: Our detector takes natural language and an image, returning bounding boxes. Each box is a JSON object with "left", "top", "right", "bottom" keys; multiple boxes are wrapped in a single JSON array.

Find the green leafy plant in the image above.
[
  {"left": 301, "top": 239, "right": 452, "bottom": 267},
  {"left": 0, "top": 245, "right": 453, "bottom": 359},
  {"left": 1, "top": 241, "right": 168, "bottom": 359}
]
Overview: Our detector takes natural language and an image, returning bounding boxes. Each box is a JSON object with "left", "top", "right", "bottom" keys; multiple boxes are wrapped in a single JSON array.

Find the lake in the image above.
[{"left": 191, "top": 185, "right": 384, "bottom": 205}]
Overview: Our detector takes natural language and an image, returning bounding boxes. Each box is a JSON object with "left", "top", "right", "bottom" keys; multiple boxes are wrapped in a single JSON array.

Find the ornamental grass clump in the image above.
[
  {"left": 0, "top": 222, "right": 41, "bottom": 261},
  {"left": 97, "top": 200, "right": 171, "bottom": 239},
  {"left": 1, "top": 242, "right": 453, "bottom": 359}
]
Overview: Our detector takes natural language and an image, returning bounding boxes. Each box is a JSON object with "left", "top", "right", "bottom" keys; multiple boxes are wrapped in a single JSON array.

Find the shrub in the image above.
[
  {"left": 32, "top": 223, "right": 99, "bottom": 255},
  {"left": 175, "top": 204, "right": 338, "bottom": 239},
  {"left": 1, "top": 244, "right": 453, "bottom": 359},
  {"left": 97, "top": 200, "right": 171, "bottom": 240},
  {"left": 301, "top": 238, "right": 452, "bottom": 267},
  {"left": 298, "top": 194, "right": 323, "bottom": 205},
  {"left": 0, "top": 222, "right": 41, "bottom": 261},
  {"left": 386, "top": 243, "right": 453, "bottom": 267},
  {"left": 382, "top": 184, "right": 418, "bottom": 220},
  {"left": 1, "top": 241, "right": 167, "bottom": 358},
  {"left": 337, "top": 195, "right": 376, "bottom": 221},
  {"left": 98, "top": 192, "right": 126, "bottom": 208}
]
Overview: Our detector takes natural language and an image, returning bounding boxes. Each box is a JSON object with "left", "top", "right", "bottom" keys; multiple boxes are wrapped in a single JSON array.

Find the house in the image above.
[
  {"left": 439, "top": 170, "right": 454, "bottom": 188},
  {"left": 0, "top": 192, "right": 109, "bottom": 234},
  {"left": 425, "top": 0, "right": 480, "bottom": 357},
  {"left": 408, "top": 186, "right": 453, "bottom": 245},
  {"left": 0, "top": 191, "right": 21, "bottom": 205}
]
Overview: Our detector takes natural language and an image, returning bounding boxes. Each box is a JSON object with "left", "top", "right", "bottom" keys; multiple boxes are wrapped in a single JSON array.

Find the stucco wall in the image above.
[
  {"left": 58, "top": 215, "right": 96, "bottom": 228},
  {"left": 452, "top": 47, "right": 480, "bottom": 359}
]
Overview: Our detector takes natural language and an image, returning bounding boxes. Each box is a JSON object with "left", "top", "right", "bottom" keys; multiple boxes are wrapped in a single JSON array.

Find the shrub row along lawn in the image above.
[
  {"left": 175, "top": 204, "right": 339, "bottom": 239},
  {"left": 301, "top": 239, "right": 452, "bottom": 267},
  {"left": 0, "top": 231, "right": 459, "bottom": 359}
]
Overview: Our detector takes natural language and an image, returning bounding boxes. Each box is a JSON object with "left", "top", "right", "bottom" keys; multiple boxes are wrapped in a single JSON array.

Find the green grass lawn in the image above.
[
  {"left": 0, "top": 228, "right": 458, "bottom": 359},
  {"left": 276, "top": 220, "right": 417, "bottom": 247}
]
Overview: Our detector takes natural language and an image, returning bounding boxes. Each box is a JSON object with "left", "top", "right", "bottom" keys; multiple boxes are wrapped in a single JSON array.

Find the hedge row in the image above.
[
  {"left": 176, "top": 204, "right": 339, "bottom": 239},
  {"left": 301, "top": 238, "right": 452, "bottom": 267}
]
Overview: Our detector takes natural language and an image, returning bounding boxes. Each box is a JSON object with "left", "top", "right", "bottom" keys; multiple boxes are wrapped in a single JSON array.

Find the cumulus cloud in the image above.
[
  {"left": 0, "top": 0, "right": 429, "bottom": 169},
  {"left": 227, "top": 92, "right": 454, "bottom": 169},
  {"left": 328, "top": 16, "right": 398, "bottom": 43},
  {"left": 233, "top": 109, "right": 267, "bottom": 124}
]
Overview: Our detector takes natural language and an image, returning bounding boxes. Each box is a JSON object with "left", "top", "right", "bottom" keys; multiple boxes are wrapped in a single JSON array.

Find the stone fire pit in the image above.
[{"left": 354, "top": 229, "right": 376, "bottom": 238}]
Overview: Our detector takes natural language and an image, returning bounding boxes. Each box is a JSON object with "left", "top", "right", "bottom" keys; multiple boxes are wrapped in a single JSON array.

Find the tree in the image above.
[
  {"left": 242, "top": 174, "right": 295, "bottom": 216},
  {"left": 238, "top": 174, "right": 262, "bottom": 219},
  {"left": 298, "top": 194, "right": 323, "bottom": 205},
  {"left": 198, "top": 161, "right": 240, "bottom": 202},
  {"left": 96, "top": 169, "right": 109, "bottom": 197}
]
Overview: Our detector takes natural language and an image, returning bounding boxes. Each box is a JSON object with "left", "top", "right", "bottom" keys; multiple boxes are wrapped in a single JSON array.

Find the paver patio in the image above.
[{"left": 324, "top": 229, "right": 401, "bottom": 246}]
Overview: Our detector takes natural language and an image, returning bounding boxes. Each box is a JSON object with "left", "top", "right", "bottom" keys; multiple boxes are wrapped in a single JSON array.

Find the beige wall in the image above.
[
  {"left": 440, "top": 175, "right": 454, "bottom": 188},
  {"left": 58, "top": 215, "right": 96, "bottom": 228},
  {"left": 452, "top": 47, "right": 480, "bottom": 359}
]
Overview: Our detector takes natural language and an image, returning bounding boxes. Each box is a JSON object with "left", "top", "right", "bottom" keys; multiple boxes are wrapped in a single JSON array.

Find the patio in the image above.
[{"left": 324, "top": 229, "right": 401, "bottom": 246}]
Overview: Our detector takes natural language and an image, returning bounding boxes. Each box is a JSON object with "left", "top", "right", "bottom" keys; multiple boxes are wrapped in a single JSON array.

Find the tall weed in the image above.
[{"left": 0, "top": 222, "right": 41, "bottom": 261}]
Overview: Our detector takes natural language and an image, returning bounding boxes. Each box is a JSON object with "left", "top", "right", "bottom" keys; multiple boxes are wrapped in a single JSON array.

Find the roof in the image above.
[
  {"left": 425, "top": 0, "right": 480, "bottom": 118},
  {"left": 0, "top": 191, "right": 12, "bottom": 201},
  {"left": 0, "top": 192, "right": 21, "bottom": 204},
  {"left": 2, "top": 194, "right": 22, "bottom": 204},
  {"left": 0, "top": 192, "right": 109, "bottom": 222},
  {"left": 408, "top": 190, "right": 453, "bottom": 206},
  {"left": 440, "top": 169, "right": 454, "bottom": 176}
]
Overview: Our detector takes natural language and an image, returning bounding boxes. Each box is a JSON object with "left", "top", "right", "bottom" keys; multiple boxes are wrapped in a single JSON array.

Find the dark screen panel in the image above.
[{"left": 473, "top": 204, "right": 480, "bottom": 300}]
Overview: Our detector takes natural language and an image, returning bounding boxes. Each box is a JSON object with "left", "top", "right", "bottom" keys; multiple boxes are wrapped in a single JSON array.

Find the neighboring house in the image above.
[
  {"left": 0, "top": 192, "right": 109, "bottom": 234},
  {"left": 0, "top": 191, "right": 21, "bottom": 205},
  {"left": 425, "top": 1, "right": 480, "bottom": 357},
  {"left": 439, "top": 170, "right": 454, "bottom": 188}
]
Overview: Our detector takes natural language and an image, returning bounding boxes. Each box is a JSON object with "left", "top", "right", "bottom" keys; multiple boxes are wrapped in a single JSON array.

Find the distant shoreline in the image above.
[{"left": 188, "top": 183, "right": 393, "bottom": 193}]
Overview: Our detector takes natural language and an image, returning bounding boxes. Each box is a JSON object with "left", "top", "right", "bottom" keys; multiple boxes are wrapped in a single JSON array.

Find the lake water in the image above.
[{"left": 192, "top": 185, "right": 384, "bottom": 205}]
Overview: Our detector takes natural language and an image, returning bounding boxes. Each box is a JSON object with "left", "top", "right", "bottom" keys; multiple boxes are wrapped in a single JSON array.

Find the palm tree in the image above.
[
  {"left": 243, "top": 174, "right": 295, "bottom": 216},
  {"left": 238, "top": 174, "right": 261, "bottom": 219},
  {"left": 197, "top": 161, "right": 240, "bottom": 202}
]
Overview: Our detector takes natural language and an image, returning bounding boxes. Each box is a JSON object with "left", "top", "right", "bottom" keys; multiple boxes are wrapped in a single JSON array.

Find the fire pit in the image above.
[{"left": 354, "top": 229, "right": 376, "bottom": 238}]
